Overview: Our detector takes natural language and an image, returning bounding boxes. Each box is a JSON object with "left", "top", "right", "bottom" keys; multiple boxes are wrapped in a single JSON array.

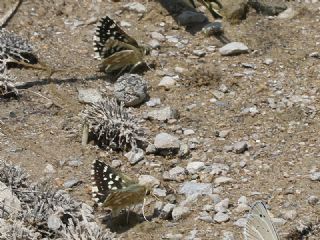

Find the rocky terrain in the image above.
[{"left": 0, "top": 0, "right": 320, "bottom": 239}]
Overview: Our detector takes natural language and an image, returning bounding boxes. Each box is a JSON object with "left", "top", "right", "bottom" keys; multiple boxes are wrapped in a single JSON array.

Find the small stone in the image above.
[
  {"left": 124, "top": 148, "right": 144, "bottom": 165},
  {"left": 174, "top": 67, "right": 186, "bottom": 73},
  {"left": 238, "top": 196, "right": 248, "bottom": 205},
  {"left": 235, "top": 203, "right": 250, "bottom": 213},
  {"left": 214, "top": 176, "right": 234, "bottom": 185},
  {"left": 147, "top": 107, "right": 179, "bottom": 121},
  {"left": 138, "top": 175, "right": 160, "bottom": 188},
  {"left": 215, "top": 198, "right": 229, "bottom": 212},
  {"left": 183, "top": 129, "right": 195, "bottom": 135},
  {"left": 67, "top": 158, "right": 83, "bottom": 167},
  {"left": 222, "top": 231, "right": 235, "bottom": 240},
  {"left": 210, "top": 163, "right": 230, "bottom": 175},
  {"left": 219, "top": 84, "right": 229, "bottom": 93},
  {"left": 307, "top": 195, "right": 319, "bottom": 205},
  {"left": 146, "top": 98, "right": 161, "bottom": 107},
  {"left": 264, "top": 58, "right": 274, "bottom": 65},
  {"left": 212, "top": 90, "right": 225, "bottom": 99},
  {"left": 123, "top": 2, "right": 146, "bottom": 13},
  {"left": 281, "top": 209, "right": 297, "bottom": 220},
  {"left": 186, "top": 161, "right": 205, "bottom": 174},
  {"left": 148, "top": 39, "right": 160, "bottom": 49},
  {"left": 167, "top": 166, "right": 186, "bottom": 180},
  {"left": 310, "top": 172, "right": 320, "bottom": 181},
  {"left": 146, "top": 144, "right": 157, "bottom": 154},
  {"left": 63, "top": 179, "right": 81, "bottom": 188},
  {"left": 158, "top": 76, "right": 176, "bottom": 88},
  {"left": 120, "top": 21, "right": 131, "bottom": 27},
  {"left": 44, "top": 163, "right": 56, "bottom": 174},
  {"left": 172, "top": 206, "right": 190, "bottom": 221},
  {"left": 309, "top": 52, "right": 320, "bottom": 59},
  {"left": 179, "top": 182, "right": 212, "bottom": 196},
  {"left": 78, "top": 88, "right": 103, "bottom": 104},
  {"left": 154, "top": 133, "right": 180, "bottom": 155},
  {"left": 0, "top": 182, "right": 21, "bottom": 216},
  {"left": 151, "top": 32, "right": 165, "bottom": 41},
  {"left": 114, "top": 74, "right": 148, "bottom": 107},
  {"left": 160, "top": 203, "right": 176, "bottom": 219},
  {"left": 214, "top": 212, "right": 230, "bottom": 223},
  {"left": 277, "top": 7, "right": 296, "bottom": 19},
  {"left": 192, "top": 49, "right": 206, "bottom": 57},
  {"left": 219, "top": 42, "right": 249, "bottom": 56},
  {"left": 233, "top": 218, "right": 247, "bottom": 228},
  {"left": 198, "top": 212, "right": 214, "bottom": 223},
  {"left": 153, "top": 188, "right": 167, "bottom": 197},
  {"left": 233, "top": 141, "right": 248, "bottom": 154}
]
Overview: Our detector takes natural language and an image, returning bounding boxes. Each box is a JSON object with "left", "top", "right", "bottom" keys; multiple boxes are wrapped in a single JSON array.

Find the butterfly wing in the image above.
[
  {"left": 93, "top": 16, "right": 139, "bottom": 60},
  {"left": 91, "top": 159, "right": 127, "bottom": 205},
  {"left": 244, "top": 201, "right": 280, "bottom": 240}
]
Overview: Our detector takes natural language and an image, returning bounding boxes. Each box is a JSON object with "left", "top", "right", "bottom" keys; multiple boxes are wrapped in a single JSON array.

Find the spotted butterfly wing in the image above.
[
  {"left": 91, "top": 160, "right": 146, "bottom": 215},
  {"left": 244, "top": 201, "right": 280, "bottom": 240},
  {"left": 93, "top": 16, "right": 140, "bottom": 60}
]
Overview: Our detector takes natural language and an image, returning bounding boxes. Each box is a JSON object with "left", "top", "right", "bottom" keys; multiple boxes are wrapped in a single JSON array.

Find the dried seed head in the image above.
[{"left": 82, "top": 98, "right": 146, "bottom": 151}]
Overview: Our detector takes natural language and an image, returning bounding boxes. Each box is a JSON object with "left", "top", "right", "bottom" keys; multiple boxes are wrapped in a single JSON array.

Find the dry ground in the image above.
[{"left": 0, "top": 0, "right": 320, "bottom": 239}]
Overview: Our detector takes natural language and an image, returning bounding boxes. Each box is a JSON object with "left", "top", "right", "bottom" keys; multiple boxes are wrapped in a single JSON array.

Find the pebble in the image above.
[
  {"left": 111, "top": 160, "right": 122, "bottom": 168},
  {"left": 123, "top": 2, "right": 146, "bottom": 13},
  {"left": 233, "top": 218, "right": 247, "bottom": 228},
  {"left": 215, "top": 198, "right": 229, "bottom": 212},
  {"left": 211, "top": 163, "right": 230, "bottom": 175},
  {"left": 264, "top": 58, "right": 274, "bottom": 65},
  {"left": 153, "top": 188, "right": 167, "bottom": 197},
  {"left": 179, "top": 182, "right": 212, "bottom": 196},
  {"left": 214, "top": 212, "right": 230, "bottom": 223},
  {"left": 158, "top": 76, "right": 176, "bottom": 88},
  {"left": 186, "top": 161, "right": 205, "bottom": 174},
  {"left": 151, "top": 32, "right": 165, "bottom": 41},
  {"left": 309, "top": 52, "right": 320, "bottom": 58},
  {"left": 198, "top": 212, "right": 214, "bottom": 223},
  {"left": 124, "top": 148, "right": 144, "bottom": 165},
  {"left": 154, "top": 133, "right": 180, "bottom": 155},
  {"left": 307, "top": 195, "right": 319, "bottom": 205},
  {"left": 78, "top": 88, "right": 103, "bottom": 104},
  {"left": 47, "top": 214, "right": 62, "bottom": 230},
  {"left": 166, "top": 166, "right": 186, "bottom": 181},
  {"left": 172, "top": 206, "right": 190, "bottom": 221},
  {"left": 222, "top": 231, "right": 235, "bottom": 240},
  {"left": 212, "top": 90, "right": 225, "bottom": 99},
  {"left": 219, "top": 42, "right": 249, "bottom": 56},
  {"left": 192, "top": 50, "right": 206, "bottom": 57},
  {"left": 114, "top": 74, "right": 148, "bottom": 107},
  {"left": 160, "top": 203, "right": 176, "bottom": 219},
  {"left": 233, "top": 141, "right": 248, "bottom": 154},
  {"left": 138, "top": 175, "right": 160, "bottom": 188},
  {"left": 146, "top": 98, "right": 161, "bottom": 107},
  {"left": 214, "top": 176, "right": 234, "bottom": 185},
  {"left": 147, "top": 107, "right": 179, "bottom": 121},
  {"left": 281, "top": 209, "right": 297, "bottom": 220},
  {"left": 277, "top": 7, "right": 296, "bottom": 19},
  {"left": 63, "top": 179, "right": 81, "bottom": 188},
  {"left": 310, "top": 172, "right": 320, "bottom": 181},
  {"left": 148, "top": 39, "right": 160, "bottom": 49},
  {"left": 44, "top": 163, "right": 56, "bottom": 174}
]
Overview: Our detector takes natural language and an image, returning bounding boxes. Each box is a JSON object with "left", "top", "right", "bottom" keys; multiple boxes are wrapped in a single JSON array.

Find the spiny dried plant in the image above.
[
  {"left": 0, "top": 73, "right": 18, "bottom": 97},
  {"left": 82, "top": 98, "right": 146, "bottom": 151},
  {"left": 0, "top": 161, "right": 114, "bottom": 240}
]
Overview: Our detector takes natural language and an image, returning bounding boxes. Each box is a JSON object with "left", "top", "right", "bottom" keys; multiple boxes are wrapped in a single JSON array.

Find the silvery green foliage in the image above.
[
  {"left": 0, "top": 161, "right": 115, "bottom": 240},
  {"left": 82, "top": 98, "right": 146, "bottom": 151}
]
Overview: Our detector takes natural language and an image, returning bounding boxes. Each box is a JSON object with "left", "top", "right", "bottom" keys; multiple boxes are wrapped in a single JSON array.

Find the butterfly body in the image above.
[
  {"left": 91, "top": 160, "right": 147, "bottom": 216},
  {"left": 93, "top": 16, "right": 147, "bottom": 74},
  {"left": 244, "top": 201, "right": 280, "bottom": 240}
]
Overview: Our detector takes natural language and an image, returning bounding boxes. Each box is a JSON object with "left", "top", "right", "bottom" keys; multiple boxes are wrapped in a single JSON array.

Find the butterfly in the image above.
[
  {"left": 91, "top": 159, "right": 147, "bottom": 216},
  {"left": 93, "top": 16, "right": 148, "bottom": 75},
  {"left": 244, "top": 201, "right": 280, "bottom": 240}
]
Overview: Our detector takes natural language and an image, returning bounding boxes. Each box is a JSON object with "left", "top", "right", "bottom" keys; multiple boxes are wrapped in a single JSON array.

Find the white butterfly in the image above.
[{"left": 244, "top": 201, "right": 280, "bottom": 240}]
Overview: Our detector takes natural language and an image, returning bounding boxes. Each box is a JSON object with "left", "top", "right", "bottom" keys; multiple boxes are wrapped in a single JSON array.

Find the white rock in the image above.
[
  {"left": 186, "top": 161, "right": 205, "bottom": 174},
  {"left": 138, "top": 175, "right": 160, "bottom": 188},
  {"left": 172, "top": 206, "right": 190, "bottom": 221},
  {"left": 219, "top": 42, "right": 249, "bottom": 56}
]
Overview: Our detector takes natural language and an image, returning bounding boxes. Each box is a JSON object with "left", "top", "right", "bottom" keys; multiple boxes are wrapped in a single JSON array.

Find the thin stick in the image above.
[{"left": 0, "top": 0, "right": 23, "bottom": 27}]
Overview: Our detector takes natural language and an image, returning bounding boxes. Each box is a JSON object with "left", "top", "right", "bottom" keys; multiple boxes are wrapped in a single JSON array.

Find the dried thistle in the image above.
[
  {"left": 82, "top": 98, "right": 146, "bottom": 151},
  {"left": 0, "top": 73, "right": 18, "bottom": 97}
]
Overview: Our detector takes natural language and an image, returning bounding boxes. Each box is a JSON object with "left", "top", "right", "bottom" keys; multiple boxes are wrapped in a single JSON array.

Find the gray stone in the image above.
[
  {"left": 264, "top": 58, "right": 274, "bottom": 65},
  {"left": 158, "top": 76, "right": 176, "bottom": 88},
  {"left": 214, "top": 212, "right": 230, "bottom": 223},
  {"left": 0, "top": 182, "right": 21, "bottom": 216},
  {"left": 309, "top": 52, "right": 320, "bottom": 59},
  {"left": 214, "top": 176, "right": 234, "bottom": 185},
  {"left": 233, "top": 218, "right": 247, "bottom": 227},
  {"left": 215, "top": 198, "right": 229, "bottom": 212},
  {"left": 211, "top": 163, "right": 230, "bottom": 175},
  {"left": 44, "top": 163, "right": 56, "bottom": 174},
  {"left": 147, "top": 107, "right": 179, "bottom": 121},
  {"left": 307, "top": 195, "right": 319, "bottom": 205},
  {"left": 192, "top": 50, "right": 206, "bottom": 57},
  {"left": 238, "top": 196, "right": 248, "bottom": 205},
  {"left": 67, "top": 158, "right": 83, "bottom": 167},
  {"left": 124, "top": 148, "right": 144, "bottom": 165},
  {"left": 160, "top": 203, "right": 176, "bottom": 219},
  {"left": 153, "top": 188, "right": 167, "bottom": 197},
  {"left": 281, "top": 209, "right": 297, "bottom": 220},
  {"left": 177, "top": 11, "right": 207, "bottom": 26},
  {"left": 277, "top": 7, "right": 296, "bottom": 19},
  {"left": 154, "top": 133, "right": 180, "bottom": 155},
  {"left": 151, "top": 32, "right": 165, "bottom": 41},
  {"left": 310, "top": 172, "right": 320, "bottom": 181},
  {"left": 146, "top": 144, "right": 157, "bottom": 154},
  {"left": 123, "top": 2, "right": 146, "bottom": 13},
  {"left": 186, "top": 161, "right": 205, "bottom": 174},
  {"left": 183, "top": 129, "right": 195, "bottom": 135},
  {"left": 114, "top": 74, "right": 148, "bottom": 107},
  {"left": 179, "top": 182, "right": 212, "bottom": 196},
  {"left": 63, "top": 179, "right": 81, "bottom": 188},
  {"left": 212, "top": 90, "right": 225, "bottom": 99},
  {"left": 198, "top": 212, "right": 214, "bottom": 223},
  {"left": 78, "top": 88, "right": 103, "bottom": 104},
  {"left": 138, "top": 175, "right": 160, "bottom": 187},
  {"left": 219, "top": 42, "right": 249, "bottom": 56},
  {"left": 168, "top": 166, "right": 186, "bottom": 180},
  {"left": 146, "top": 98, "right": 161, "bottom": 107},
  {"left": 172, "top": 206, "right": 190, "bottom": 221},
  {"left": 235, "top": 203, "right": 250, "bottom": 213},
  {"left": 111, "top": 160, "right": 122, "bottom": 168},
  {"left": 178, "top": 143, "right": 190, "bottom": 158},
  {"left": 248, "top": 0, "right": 287, "bottom": 16},
  {"left": 148, "top": 39, "right": 160, "bottom": 49},
  {"left": 233, "top": 141, "right": 248, "bottom": 153},
  {"left": 202, "top": 21, "right": 224, "bottom": 36}
]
